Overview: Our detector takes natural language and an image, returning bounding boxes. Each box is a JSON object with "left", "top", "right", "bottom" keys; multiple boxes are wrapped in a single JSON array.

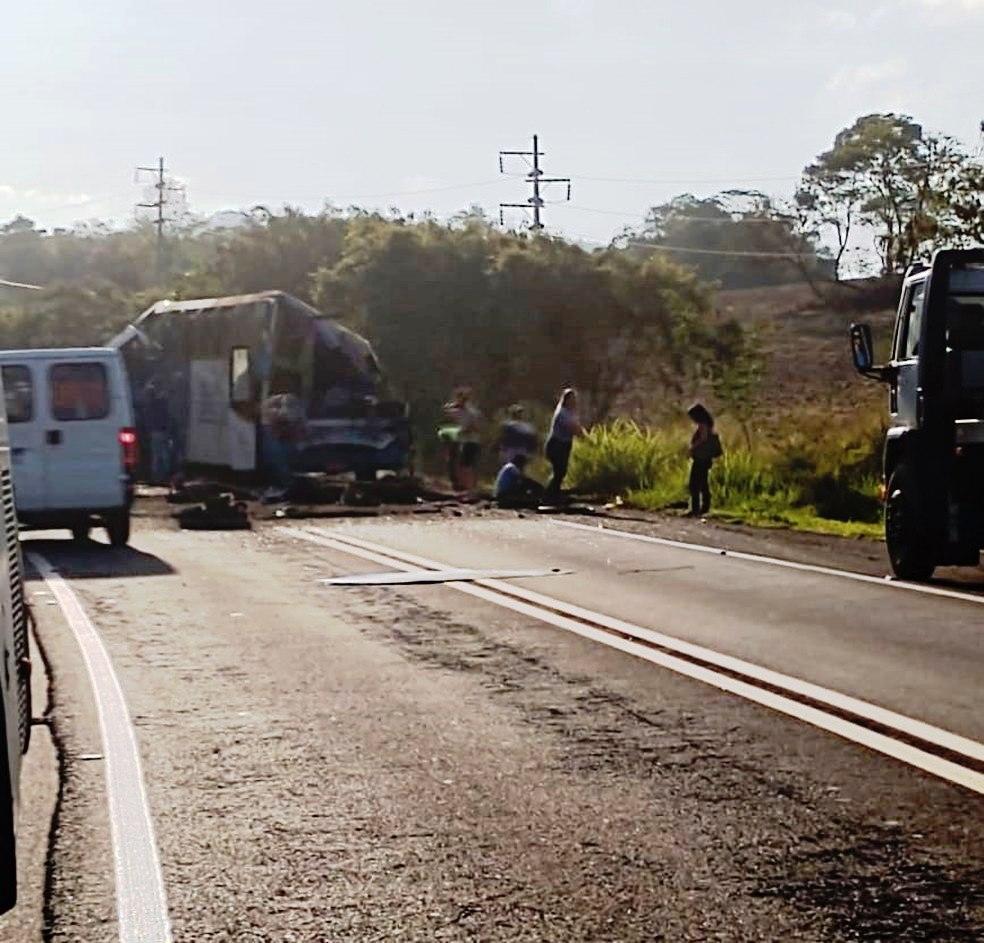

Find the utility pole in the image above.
[
  {"left": 498, "top": 134, "right": 571, "bottom": 231},
  {"left": 136, "top": 156, "right": 184, "bottom": 277}
]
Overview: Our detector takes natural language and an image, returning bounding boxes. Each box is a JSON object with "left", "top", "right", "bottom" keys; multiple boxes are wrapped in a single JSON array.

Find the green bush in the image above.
[{"left": 568, "top": 418, "right": 884, "bottom": 538}]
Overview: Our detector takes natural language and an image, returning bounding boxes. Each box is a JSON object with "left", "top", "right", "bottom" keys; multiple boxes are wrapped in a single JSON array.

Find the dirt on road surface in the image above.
[{"left": 4, "top": 506, "right": 984, "bottom": 941}]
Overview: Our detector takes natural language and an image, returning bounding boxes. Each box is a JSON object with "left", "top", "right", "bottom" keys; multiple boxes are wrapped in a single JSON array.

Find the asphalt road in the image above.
[{"left": 4, "top": 513, "right": 984, "bottom": 941}]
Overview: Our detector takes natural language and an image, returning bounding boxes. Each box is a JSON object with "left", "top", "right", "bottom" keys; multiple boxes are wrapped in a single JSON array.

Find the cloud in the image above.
[
  {"left": 0, "top": 186, "right": 92, "bottom": 208},
  {"left": 915, "top": 0, "right": 984, "bottom": 9},
  {"left": 823, "top": 9, "right": 858, "bottom": 29},
  {"left": 826, "top": 58, "right": 906, "bottom": 92}
]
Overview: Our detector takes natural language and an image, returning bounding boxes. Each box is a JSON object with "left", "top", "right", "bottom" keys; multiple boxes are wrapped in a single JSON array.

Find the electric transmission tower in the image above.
[
  {"left": 498, "top": 134, "right": 571, "bottom": 231},
  {"left": 135, "top": 156, "right": 186, "bottom": 276}
]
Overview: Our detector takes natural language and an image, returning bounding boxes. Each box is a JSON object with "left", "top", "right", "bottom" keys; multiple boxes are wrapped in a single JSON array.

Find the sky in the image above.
[{"left": 3, "top": 0, "right": 983, "bottom": 248}]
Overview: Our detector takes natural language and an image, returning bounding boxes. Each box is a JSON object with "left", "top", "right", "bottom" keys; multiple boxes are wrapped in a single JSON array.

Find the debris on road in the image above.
[
  {"left": 320, "top": 566, "right": 568, "bottom": 586},
  {"left": 175, "top": 493, "right": 251, "bottom": 531}
]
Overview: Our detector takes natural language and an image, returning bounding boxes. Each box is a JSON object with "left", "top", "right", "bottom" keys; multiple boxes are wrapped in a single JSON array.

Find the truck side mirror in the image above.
[{"left": 850, "top": 322, "right": 875, "bottom": 374}]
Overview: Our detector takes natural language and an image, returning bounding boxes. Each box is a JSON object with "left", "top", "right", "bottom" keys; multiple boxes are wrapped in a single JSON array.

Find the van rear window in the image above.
[
  {"left": 50, "top": 363, "right": 110, "bottom": 421},
  {"left": 1, "top": 366, "right": 32, "bottom": 423}
]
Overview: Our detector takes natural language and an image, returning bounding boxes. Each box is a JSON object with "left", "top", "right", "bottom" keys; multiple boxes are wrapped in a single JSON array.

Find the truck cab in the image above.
[{"left": 851, "top": 248, "right": 984, "bottom": 580}]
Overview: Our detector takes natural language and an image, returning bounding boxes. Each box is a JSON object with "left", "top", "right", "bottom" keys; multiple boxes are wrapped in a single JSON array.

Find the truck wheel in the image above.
[
  {"left": 0, "top": 700, "right": 17, "bottom": 915},
  {"left": 885, "top": 464, "right": 936, "bottom": 581},
  {"left": 71, "top": 522, "right": 90, "bottom": 542},
  {"left": 105, "top": 510, "right": 131, "bottom": 548}
]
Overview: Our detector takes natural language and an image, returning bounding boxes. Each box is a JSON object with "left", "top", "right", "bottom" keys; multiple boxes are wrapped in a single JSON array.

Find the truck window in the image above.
[
  {"left": 49, "top": 363, "right": 110, "bottom": 421},
  {"left": 1, "top": 366, "right": 32, "bottom": 423},
  {"left": 229, "top": 347, "right": 251, "bottom": 403},
  {"left": 898, "top": 283, "right": 925, "bottom": 360},
  {"left": 946, "top": 298, "right": 984, "bottom": 351}
]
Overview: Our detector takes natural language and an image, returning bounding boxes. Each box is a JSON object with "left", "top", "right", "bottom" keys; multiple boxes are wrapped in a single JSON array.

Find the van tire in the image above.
[
  {"left": 105, "top": 511, "right": 131, "bottom": 548},
  {"left": 0, "top": 698, "right": 17, "bottom": 915},
  {"left": 885, "top": 464, "right": 936, "bottom": 581},
  {"left": 71, "top": 523, "right": 90, "bottom": 542}
]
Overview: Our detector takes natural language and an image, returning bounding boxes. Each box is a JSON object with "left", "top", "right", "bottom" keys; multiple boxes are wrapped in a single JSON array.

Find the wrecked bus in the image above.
[{"left": 110, "top": 292, "right": 411, "bottom": 483}]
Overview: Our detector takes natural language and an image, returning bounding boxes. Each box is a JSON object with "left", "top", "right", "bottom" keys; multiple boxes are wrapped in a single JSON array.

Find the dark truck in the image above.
[
  {"left": 851, "top": 248, "right": 984, "bottom": 580},
  {"left": 111, "top": 292, "right": 411, "bottom": 484}
]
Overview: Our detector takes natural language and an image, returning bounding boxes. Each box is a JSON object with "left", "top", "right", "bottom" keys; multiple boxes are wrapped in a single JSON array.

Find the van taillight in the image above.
[{"left": 119, "top": 427, "right": 139, "bottom": 472}]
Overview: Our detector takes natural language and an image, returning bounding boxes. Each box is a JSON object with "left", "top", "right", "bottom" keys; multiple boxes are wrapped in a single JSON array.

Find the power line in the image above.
[
  {"left": 561, "top": 205, "right": 796, "bottom": 223},
  {"left": 332, "top": 179, "right": 502, "bottom": 201},
  {"left": 626, "top": 241, "right": 813, "bottom": 259},
  {"left": 575, "top": 173, "right": 799, "bottom": 185},
  {"left": 0, "top": 277, "right": 43, "bottom": 291},
  {"left": 499, "top": 134, "right": 571, "bottom": 231}
]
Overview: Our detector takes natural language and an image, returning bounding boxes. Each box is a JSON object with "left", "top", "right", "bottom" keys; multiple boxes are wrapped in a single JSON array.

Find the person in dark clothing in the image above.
[
  {"left": 493, "top": 453, "right": 544, "bottom": 508},
  {"left": 687, "top": 402, "right": 720, "bottom": 517},
  {"left": 545, "top": 388, "right": 583, "bottom": 501},
  {"left": 498, "top": 404, "right": 537, "bottom": 464}
]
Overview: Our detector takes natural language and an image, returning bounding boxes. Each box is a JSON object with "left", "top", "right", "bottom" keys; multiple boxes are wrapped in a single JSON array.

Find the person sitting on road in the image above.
[{"left": 494, "top": 453, "right": 544, "bottom": 508}]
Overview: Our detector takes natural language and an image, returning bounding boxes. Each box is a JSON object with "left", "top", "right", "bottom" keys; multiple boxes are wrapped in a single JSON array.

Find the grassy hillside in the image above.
[
  {"left": 569, "top": 278, "right": 902, "bottom": 538},
  {"left": 713, "top": 277, "right": 898, "bottom": 429}
]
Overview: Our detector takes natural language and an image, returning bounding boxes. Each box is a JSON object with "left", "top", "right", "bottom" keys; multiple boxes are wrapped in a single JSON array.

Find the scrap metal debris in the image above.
[
  {"left": 175, "top": 493, "right": 251, "bottom": 531},
  {"left": 320, "top": 567, "right": 569, "bottom": 586}
]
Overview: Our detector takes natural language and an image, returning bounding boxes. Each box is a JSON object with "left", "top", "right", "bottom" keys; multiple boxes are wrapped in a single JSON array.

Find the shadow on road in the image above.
[{"left": 20, "top": 537, "right": 175, "bottom": 579}]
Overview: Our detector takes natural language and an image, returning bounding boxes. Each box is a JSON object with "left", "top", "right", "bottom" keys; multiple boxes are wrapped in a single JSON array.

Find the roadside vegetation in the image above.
[
  {"left": 2, "top": 110, "right": 983, "bottom": 537},
  {"left": 569, "top": 417, "right": 885, "bottom": 539}
]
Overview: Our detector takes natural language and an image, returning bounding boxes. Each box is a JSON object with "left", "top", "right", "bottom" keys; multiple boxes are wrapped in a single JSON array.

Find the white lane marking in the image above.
[
  {"left": 27, "top": 553, "right": 173, "bottom": 943},
  {"left": 285, "top": 526, "right": 984, "bottom": 795},
  {"left": 551, "top": 519, "right": 984, "bottom": 606}
]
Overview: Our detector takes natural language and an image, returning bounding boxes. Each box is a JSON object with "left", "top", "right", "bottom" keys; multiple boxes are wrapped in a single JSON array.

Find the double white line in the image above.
[{"left": 285, "top": 525, "right": 984, "bottom": 796}]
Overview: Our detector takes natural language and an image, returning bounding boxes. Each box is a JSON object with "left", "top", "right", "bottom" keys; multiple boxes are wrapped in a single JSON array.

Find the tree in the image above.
[
  {"left": 623, "top": 191, "right": 828, "bottom": 289},
  {"left": 799, "top": 113, "right": 984, "bottom": 274},
  {"left": 795, "top": 165, "right": 863, "bottom": 281}
]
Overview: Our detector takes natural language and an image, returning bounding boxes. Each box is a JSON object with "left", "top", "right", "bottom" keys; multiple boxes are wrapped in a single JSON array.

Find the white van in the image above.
[{"left": 0, "top": 348, "right": 137, "bottom": 545}]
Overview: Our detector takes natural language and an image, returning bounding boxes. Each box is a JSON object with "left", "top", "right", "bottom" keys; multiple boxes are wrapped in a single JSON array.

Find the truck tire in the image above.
[
  {"left": 885, "top": 464, "right": 936, "bottom": 581},
  {"left": 71, "top": 522, "right": 90, "bottom": 542},
  {"left": 105, "top": 510, "right": 131, "bottom": 548},
  {"left": 0, "top": 699, "right": 17, "bottom": 915}
]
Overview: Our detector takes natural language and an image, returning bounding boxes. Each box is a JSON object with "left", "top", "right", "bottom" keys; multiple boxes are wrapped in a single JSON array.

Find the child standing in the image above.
[{"left": 687, "top": 403, "right": 719, "bottom": 517}]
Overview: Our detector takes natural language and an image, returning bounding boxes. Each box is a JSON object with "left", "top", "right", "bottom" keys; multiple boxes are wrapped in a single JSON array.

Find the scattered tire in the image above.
[
  {"left": 105, "top": 510, "right": 131, "bottom": 547},
  {"left": 885, "top": 463, "right": 936, "bottom": 581},
  {"left": 71, "top": 522, "right": 90, "bottom": 542}
]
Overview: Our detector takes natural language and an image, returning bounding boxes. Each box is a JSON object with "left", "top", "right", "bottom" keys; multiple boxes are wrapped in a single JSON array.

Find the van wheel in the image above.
[
  {"left": 71, "top": 523, "right": 90, "bottom": 542},
  {"left": 0, "top": 700, "right": 17, "bottom": 915},
  {"left": 885, "top": 464, "right": 936, "bottom": 581},
  {"left": 105, "top": 511, "right": 131, "bottom": 548}
]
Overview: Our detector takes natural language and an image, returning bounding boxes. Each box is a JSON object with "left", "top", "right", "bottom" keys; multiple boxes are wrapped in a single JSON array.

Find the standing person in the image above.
[
  {"left": 443, "top": 388, "right": 482, "bottom": 492},
  {"left": 261, "top": 374, "right": 306, "bottom": 498},
  {"left": 687, "top": 402, "right": 721, "bottom": 517},
  {"left": 545, "top": 388, "right": 583, "bottom": 502},
  {"left": 144, "top": 381, "right": 172, "bottom": 485},
  {"left": 499, "top": 404, "right": 537, "bottom": 465}
]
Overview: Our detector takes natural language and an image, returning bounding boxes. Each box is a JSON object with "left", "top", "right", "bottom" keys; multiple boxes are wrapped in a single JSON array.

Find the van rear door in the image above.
[
  {"left": 45, "top": 359, "right": 125, "bottom": 510},
  {"left": 2, "top": 363, "right": 46, "bottom": 512}
]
